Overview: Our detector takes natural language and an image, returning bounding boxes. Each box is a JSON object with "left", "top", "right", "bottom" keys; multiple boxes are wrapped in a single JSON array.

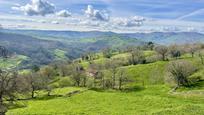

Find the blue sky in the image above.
[{"left": 0, "top": 0, "right": 204, "bottom": 32}]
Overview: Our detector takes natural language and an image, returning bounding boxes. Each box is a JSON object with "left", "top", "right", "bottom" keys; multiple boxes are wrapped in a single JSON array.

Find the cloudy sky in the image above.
[{"left": 0, "top": 0, "right": 204, "bottom": 33}]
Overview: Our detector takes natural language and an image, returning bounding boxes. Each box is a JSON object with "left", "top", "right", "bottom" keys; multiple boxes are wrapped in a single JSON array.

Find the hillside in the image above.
[
  {"left": 0, "top": 30, "right": 146, "bottom": 68},
  {"left": 7, "top": 50, "right": 204, "bottom": 115}
]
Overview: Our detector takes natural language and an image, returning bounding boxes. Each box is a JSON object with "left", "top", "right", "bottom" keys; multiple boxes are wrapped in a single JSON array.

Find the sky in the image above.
[{"left": 0, "top": 0, "right": 204, "bottom": 33}]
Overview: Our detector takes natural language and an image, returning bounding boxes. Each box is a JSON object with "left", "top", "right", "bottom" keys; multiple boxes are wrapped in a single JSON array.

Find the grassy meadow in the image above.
[{"left": 7, "top": 52, "right": 204, "bottom": 115}]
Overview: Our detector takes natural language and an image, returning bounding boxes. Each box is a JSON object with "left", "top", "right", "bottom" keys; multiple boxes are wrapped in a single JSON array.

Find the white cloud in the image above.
[
  {"left": 162, "top": 26, "right": 180, "bottom": 32},
  {"left": 56, "top": 10, "right": 71, "bottom": 17},
  {"left": 38, "top": 20, "right": 46, "bottom": 23},
  {"left": 51, "top": 21, "right": 59, "bottom": 24},
  {"left": 187, "top": 27, "right": 197, "bottom": 32},
  {"left": 85, "top": 5, "right": 109, "bottom": 21},
  {"left": 112, "top": 16, "right": 145, "bottom": 27},
  {"left": 12, "top": 0, "right": 55, "bottom": 16},
  {"left": 79, "top": 20, "right": 100, "bottom": 26}
]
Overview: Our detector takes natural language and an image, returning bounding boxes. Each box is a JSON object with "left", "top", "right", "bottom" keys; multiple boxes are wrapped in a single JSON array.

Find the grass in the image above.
[
  {"left": 124, "top": 61, "right": 168, "bottom": 85},
  {"left": 54, "top": 49, "right": 67, "bottom": 59},
  {"left": 0, "top": 55, "right": 28, "bottom": 69},
  {"left": 51, "top": 87, "right": 86, "bottom": 96},
  {"left": 6, "top": 52, "right": 204, "bottom": 115},
  {"left": 7, "top": 85, "right": 204, "bottom": 115},
  {"left": 80, "top": 50, "right": 156, "bottom": 69}
]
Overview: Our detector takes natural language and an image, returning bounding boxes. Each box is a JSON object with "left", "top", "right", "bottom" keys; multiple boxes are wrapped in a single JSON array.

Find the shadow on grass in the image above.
[
  {"left": 89, "top": 88, "right": 113, "bottom": 92},
  {"left": 177, "top": 80, "right": 204, "bottom": 91},
  {"left": 187, "top": 80, "right": 204, "bottom": 89},
  {"left": 122, "top": 86, "right": 145, "bottom": 92},
  {"left": 34, "top": 95, "right": 63, "bottom": 101},
  {"left": 89, "top": 86, "right": 145, "bottom": 93}
]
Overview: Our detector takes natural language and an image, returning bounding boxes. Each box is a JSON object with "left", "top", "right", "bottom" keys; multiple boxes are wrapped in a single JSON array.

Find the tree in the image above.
[
  {"left": 40, "top": 66, "right": 56, "bottom": 78},
  {"left": 117, "top": 69, "right": 129, "bottom": 90},
  {"left": 88, "top": 63, "right": 104, "bottom": 88},
  {"left": 155, "top": 45, "right": 168, "bottom": 61},
  {"left": 167, "top": 60, "right": 196, "bottom": 90},
  {"left": 147, "top": 42, "right": 154, "bottom": 50},
  {"left": 0, "top": 46, "right": 10, "bottom": 58},
  {"left": 70, "top": 63, "right": 84, "bottom": 87},
  {"left": 129, "top": 49, "right": 146, "bottom": 65},
  {"left": 40, "top": 66, "right": 56, "bottom": 96},
  {"left": 102, "top": 48, "right": 113, "bottom": 58},
  {"left": 198, "top": 50, "right": 204, "bottom": 65},
  {"left": 169, "top": 45, "right": 181, "bottom": 59},
  {"left": 0, "top": 69, "right": 18, "bottom": 115},
  {"left": 31, "top": 65, "right": 40, "bottom": 73},
  {"left": 58, "top": 63, "right": 69, "bottom": 77},
  {"left": 105, "top": 59, "right": 120, "bottom": 89},
  {"left": 185, "top": 44, "right": 198, "bottom": 58},
  {"left": 25, "top": 70, "right": 43, "bottom": 98}
]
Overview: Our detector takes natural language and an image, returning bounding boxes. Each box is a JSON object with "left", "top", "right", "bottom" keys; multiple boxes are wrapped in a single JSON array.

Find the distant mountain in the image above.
[
  {"left": 2, "top": 29, "right": 204, "bottom": 45},
  {"left": 122, "top": 32, "right": 204, "bottom": 45}
]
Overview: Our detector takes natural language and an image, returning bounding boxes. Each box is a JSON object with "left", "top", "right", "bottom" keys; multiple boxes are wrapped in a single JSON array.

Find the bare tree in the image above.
[
  {"left": 70, "top": 63, "right": 84, "bottom": 87},
  {"left": 184, "top": 44, "right": 198, "bottom": 58},
  {"left": 105, "top": 59, "right": 120, "bottom": 89},
  {"left": 0, "top": 69, "right": 18, "bottom": 115},
  {"left": 168, "top": 44, "right": 181, "bottom": 59},
  {"left": 88, "top": 63, "right": 105, "bottom": 88},
  {"left": 155, "top": 45, "right": 168, "bottom": 61},
  {"left": 40, "top": 65, "right": 58, "bottom": 96},
  {"left": 25, "top": 72, "right": 42, "bottom": 98},
  {"left": 167, "top": 60, "right": 196, "bottom": 91},
  {"left": 129, "top": 49, "right": 146, "bottom": 65},
  {"left": 198, "top": 50, "right": 204, "bottom": 65},
  {"left": 117, "top": 69, "right": 129, "bottom": 90}
]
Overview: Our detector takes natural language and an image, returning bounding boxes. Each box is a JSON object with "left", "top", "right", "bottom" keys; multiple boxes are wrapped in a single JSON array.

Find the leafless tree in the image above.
[
  {"left": 105, "top": 59, "right": 120, "bottom": 89},
  {"left": 117, "top": 69, "right": 129, "bottom": 90},
  {"left": 167, "top": 60, "right": 196, "bottom": 91},
  {"left": 70, "top": 63, "right": 84, "bottom": 87},
  {"left": 129, "top": 49, "right": 145, "bottom": 65},
  {"left": 198, "top": 50, "right": 204, "bottom": 65},
  {"left": 184, "top": 44, "right": 199, "bottom": 58},
  {"left": 0, "top": 69, "right": 18, "bottom": 115},
  {"left": 155, "top": 45, "right": 168, "bottom": 61},
  {"left": 168, "top": 44, "right": 181, "bottom": 59}
]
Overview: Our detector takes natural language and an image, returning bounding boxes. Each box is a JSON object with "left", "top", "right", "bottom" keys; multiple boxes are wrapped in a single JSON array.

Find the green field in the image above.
[
  {"left": 7, "top": 85, "right": 204, "bottom": 115},
  {"left": 3, "top": 50, "right": 204, "bottom": 115},
  {"left": 0, "top": 55, "right": 28, "bottom": 69}
]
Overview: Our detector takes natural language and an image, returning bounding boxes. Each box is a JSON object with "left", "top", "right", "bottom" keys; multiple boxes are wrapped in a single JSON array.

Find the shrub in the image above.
[
  {"left": 166, "top": 60, "right": 197, "bottom": 89},
  {"left": 58, "top": 77, "right": 72, "bottom": 87}
]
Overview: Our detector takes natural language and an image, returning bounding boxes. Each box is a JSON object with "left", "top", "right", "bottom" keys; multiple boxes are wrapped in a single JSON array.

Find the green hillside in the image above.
[
  {"left": 8, "top": 85, "right": 204, "bottom": 115},
  {"left": 6, "top": 47, "right": 204, "bottom": 115},
  {"left": 0, "top": 55, "right": 28, "bottom": 69}
]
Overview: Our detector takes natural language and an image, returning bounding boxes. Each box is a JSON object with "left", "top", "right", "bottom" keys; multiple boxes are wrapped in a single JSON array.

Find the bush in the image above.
[
  {"left": 146, "top": 55, "right": 161, "bottom": 63},
  {"left": 166, "top": 60, "right": 197, "bottom": 88},
  {"left": 128, "top": 49, "right": 146, "bottom": 65},
  {"left": 58, "top": 77, "right": 72, "bottom": 87}
]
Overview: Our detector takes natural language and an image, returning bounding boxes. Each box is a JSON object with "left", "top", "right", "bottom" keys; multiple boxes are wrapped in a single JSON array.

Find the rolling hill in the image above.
[{"left": 0, "top": 30, "right": 146, "bottom": 68}]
